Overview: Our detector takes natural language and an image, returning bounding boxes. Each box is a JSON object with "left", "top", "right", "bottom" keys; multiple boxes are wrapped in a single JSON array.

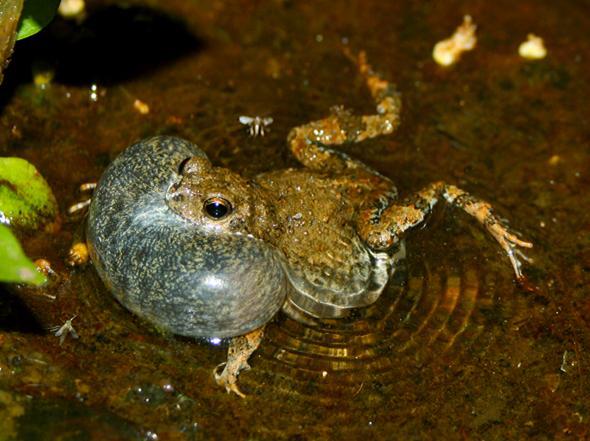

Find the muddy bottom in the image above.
[{"left": 0, "top": 1, "right": 588, "bottom": 440}]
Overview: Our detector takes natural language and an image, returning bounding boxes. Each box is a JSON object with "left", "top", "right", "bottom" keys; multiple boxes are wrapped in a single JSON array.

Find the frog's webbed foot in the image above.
[{"left": 213, "top": 327, "right": 264, "bottom": 398}]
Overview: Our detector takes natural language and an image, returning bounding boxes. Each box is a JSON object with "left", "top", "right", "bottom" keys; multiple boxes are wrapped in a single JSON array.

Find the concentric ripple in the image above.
[{"left": 252, "top": 259, "right": 521, "bottom": 399}]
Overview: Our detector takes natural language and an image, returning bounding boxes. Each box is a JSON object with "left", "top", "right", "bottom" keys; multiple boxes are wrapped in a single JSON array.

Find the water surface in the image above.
[{"left": 0, "top": 1, "right": 588, "bottom": 439}]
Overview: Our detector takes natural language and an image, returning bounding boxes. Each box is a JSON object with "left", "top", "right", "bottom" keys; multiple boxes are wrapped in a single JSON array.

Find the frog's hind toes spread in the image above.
[{"left": 504, "top": 239, "right": 534, "bottom": 279}]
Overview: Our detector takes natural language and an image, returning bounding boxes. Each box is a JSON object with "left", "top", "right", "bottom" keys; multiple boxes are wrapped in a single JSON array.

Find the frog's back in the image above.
[{"left": 255, "top": 169, "right": 404, "bottom": 318}]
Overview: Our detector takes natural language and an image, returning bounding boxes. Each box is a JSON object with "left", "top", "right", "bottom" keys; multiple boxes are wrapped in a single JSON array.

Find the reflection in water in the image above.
[{"left": 256, "top": 261, "right": 507, "bottom": 397}]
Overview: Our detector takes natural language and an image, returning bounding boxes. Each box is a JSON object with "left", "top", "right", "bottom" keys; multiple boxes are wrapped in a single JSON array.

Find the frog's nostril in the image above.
[{"left": 166, "top": 185, "right": 184, "bottom": 203}]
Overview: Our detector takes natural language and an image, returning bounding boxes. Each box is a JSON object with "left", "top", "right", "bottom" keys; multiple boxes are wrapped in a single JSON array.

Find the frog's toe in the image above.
[
  {"left": 505, "top": 240, "right": 533, "bottom": 280},
  {"left": 504, "top": 230, "right": 533, "bottom": 249},
  {"left": 213, "top": 363, "right": 247, "bottom": 398},
  {"left": 513, "top": 246, "right": 534, "bottom": 263},
  {"left": 487, "top": 222, "right": 533, "bottom": 279}
]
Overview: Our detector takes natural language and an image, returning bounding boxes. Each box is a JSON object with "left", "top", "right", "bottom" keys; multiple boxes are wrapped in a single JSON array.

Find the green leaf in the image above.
[
  {"left": 0, "top": 157, "right": 58, "bottom": 229},
  {"left": 0, "top": 224, "right": 45, "bottom": 285},
  {"left": 16, "top": 0, "right": 60, "bottom": 41}
]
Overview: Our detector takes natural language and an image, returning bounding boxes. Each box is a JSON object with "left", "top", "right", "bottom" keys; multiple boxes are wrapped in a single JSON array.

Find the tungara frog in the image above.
[{"left": 79, "top": 52, "right": 532, "bottom": 397}]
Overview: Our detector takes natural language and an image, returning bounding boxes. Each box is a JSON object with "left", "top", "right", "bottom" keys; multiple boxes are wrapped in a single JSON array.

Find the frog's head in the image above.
[{"left": 166, "top": 156, "right": 276, "bottom": 238}]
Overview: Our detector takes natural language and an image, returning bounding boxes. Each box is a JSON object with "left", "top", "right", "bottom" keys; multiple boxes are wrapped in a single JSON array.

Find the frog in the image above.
[{"left": 73, "top": 51, "right": 532, "bottom": 397}]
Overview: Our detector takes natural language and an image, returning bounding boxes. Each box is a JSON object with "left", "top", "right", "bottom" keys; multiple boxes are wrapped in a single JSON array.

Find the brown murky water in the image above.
[{"left": 1, "top": 0, "right": 589, "bottom": 439}]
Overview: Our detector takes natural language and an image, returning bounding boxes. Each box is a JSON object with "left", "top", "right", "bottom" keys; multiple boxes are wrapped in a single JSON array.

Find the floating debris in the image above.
[
  {"left": 133, "top": 99, "right": 150, "bottom": 115},
  {"left": 48, "top": 316, "right": 79, "bottom": 345},
  {"left": 548, "top": 155, "right": 561, "bottom": 166},
  {"left": 433, "top": 15, "right": 477, "bottom": 66},
  {"left": 33, "top": 67, "right": 54, "bottom": 90},
  {"left": 239, "top": 115, "right": 273, "bottom": 137},
  {"left": 519, "top": 34, "right": 547, "bottom": 60},
  {"left": 33, "top": 258, "right": 60, "bottom": 288},
  {"left": 67, "top": 242, "right": 89, "bottom": 266},
  {"left": 58, "top": 0, "right": 85, "bottom": 20},
  {"left": 34, "top": 258, "right": 55, "bottom": 277}
]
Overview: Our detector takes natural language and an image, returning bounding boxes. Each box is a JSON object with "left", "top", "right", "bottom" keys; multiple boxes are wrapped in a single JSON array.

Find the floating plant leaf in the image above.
[
  {"left": 16, "top": 0, "right": 60, "bottom": 40},
  {"left": 0, "top": 157, "right": 58, "bottom": 229},
  {"left": 0, "top": 224, "right": 45, "bottom": 285}
]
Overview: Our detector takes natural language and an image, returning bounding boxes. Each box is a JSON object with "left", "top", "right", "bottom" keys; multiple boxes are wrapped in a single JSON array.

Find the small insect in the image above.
[
  {"left": 238, "top": 115, "right": 274, "bottom": 137},
  {"left": 48, "top": 315, "right": 79, "bottom": 345}
]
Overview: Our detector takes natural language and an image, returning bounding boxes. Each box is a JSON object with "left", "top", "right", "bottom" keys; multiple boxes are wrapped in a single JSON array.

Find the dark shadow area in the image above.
[
  {"left": 0, "top": 4, "right": 204, "bottom": 102},
  {"left": 16, "top": 397, "right": 142, "bottom": 441},
  {"left": 0, "top": 285, "right": 44, "bottom": 333}
]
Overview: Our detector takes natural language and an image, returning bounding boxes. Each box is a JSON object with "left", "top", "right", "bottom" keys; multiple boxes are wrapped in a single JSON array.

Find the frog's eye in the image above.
[
  {"left": 177, "top": 157, "right": 192, "bottom": 174},
  {"left": 203, "top": 197, "right": 232, "bottom": 220}
]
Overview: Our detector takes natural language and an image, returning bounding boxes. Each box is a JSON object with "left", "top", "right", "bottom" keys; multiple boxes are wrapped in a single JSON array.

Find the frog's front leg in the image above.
[
  {"left": 67, "top": 182, "right": 97, "bottom": 215},
  {"left": 358, "top": 182, "right": 533, "bottom": 280},
  {"left": 214, "top": 327, "right": 265, "bottom": 398},
  {"left": 288, "top": 51, "right": 402, "bottom": 173}
]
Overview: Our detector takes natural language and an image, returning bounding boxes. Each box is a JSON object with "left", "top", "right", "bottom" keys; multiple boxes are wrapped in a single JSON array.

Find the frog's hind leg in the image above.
[
  {"left": 287, "top": 51, "right": 402, "bottom": 173},
  {"left": 214, "top": 327, "right": 265, "bottom": 398},
  {"left": 358, "top": 182, "right": 533, "bottom": 280}
]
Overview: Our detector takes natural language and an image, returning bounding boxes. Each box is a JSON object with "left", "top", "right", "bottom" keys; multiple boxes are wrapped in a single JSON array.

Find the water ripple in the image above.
[{"left": 254, "top": 260, "right": 516, "bottom": 399}]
